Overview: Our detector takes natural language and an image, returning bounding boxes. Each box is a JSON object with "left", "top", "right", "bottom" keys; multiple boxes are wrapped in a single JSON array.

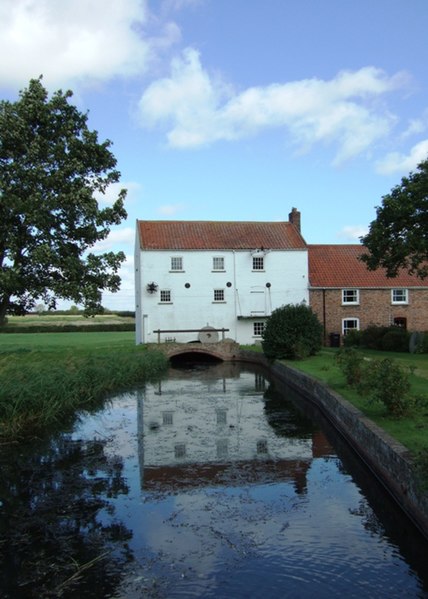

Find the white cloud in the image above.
[
  {"left": 0, "top": 0, "right": 175, "bottom": 89},
  {"left": 93, "top": 227, "right": 134, "bottom": 253},
  {"left": 158, "top": 203, "right": 187, "bottom": 216},
  {"left": 161, "top": 0, "right": 204, "bottom": 12},
  {"left": 102, "top": 253, "right": 135, "bottom": 310},
  {"left": 337, "top": 226, "right": 368, "bottom": 241},
  {"left": 375, "top": 139, "right": 428, "bottom": 174},
  {"left": 138, "top": 48, "right": 406, "bottom": 163}
]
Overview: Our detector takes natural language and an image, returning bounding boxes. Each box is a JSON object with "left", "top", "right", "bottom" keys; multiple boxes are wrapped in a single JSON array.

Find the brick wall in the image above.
[{"left": 310, "top": 288, "right": 428, "bottom": 342}]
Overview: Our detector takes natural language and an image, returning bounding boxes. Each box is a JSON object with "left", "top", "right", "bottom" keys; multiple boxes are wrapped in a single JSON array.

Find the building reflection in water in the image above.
[{"left": 137, "top": 363, "right": 333, "bottom": 494}]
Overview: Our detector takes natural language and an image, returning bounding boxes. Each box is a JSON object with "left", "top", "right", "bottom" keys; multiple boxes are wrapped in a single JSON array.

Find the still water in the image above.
[{"left": 1, "top": 361, "right": 427, "bottom": 598}]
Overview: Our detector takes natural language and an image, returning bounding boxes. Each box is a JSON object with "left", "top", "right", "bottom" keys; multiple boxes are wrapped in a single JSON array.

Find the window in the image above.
[
  {"left": 393, "top": 317, "right": 407, "bottom": 329},
  {"left": 162, "top": 411, "right": 174, "bottom": 425},
  {"left": 216, "top": 409, "right": 227, "bottom": 425},
  {"left": 253, "top": 322, "right": 265, "bottom": 337},
  {"left": 212, "top": 256, "right": 224, "bottom": 271},
  {"left": 216, "top": 439, "right": 228, "bottom": 458},
  {"left": 252, "top": 256, "right": 264, "bottom": 271},
  {"left": 257, "top": 439, "right": 268, "bottom": 454},
  {"left": 342, "top": 289, "right": 359, "bottom": 304},
  {"left": 254, "top": 373, "right": 266, "bottom": 392},
  {"left": 392, "top": 289, "right": 408, "bottom": 304},
  {"left": 160, "top": 289, "right": 171, "bottom": 303},
  {"left": 174, "top": 443, "right": 186, "bottom": 459},
  {"left": 342, "top": 318, "right": 359, "bottom": 335},
  {"left": 213, "top": 289, "right": 225, "bottom": 302},
  {"left": 170, "top": 257, "right": 183, "bottom": 271}
]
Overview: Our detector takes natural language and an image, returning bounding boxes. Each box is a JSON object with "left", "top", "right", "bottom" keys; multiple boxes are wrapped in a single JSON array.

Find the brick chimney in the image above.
[{"left": 289, "top": 207, "right": 301, "bottom": 233}]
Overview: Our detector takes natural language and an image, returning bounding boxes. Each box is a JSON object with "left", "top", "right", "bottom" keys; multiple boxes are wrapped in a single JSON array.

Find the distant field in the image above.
[
  {"left": 0, "top": 330, "right": 136, "bottom": 351},
  {"left": 5, "top": 314, "right": 135, "bottom": 326}
]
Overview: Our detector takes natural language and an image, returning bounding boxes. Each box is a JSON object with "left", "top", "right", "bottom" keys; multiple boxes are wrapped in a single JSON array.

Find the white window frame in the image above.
[
  {"left": 253, "top": 321, "right": 265, "bottom": 337},
  {"left": 342, "top": 318, "right": 359, "bottom": 335},
  {"left": 342, "top": 289, "right": 359, "bottom": 305},
  {"left": 391, "top": 288, "right": 408, "bottom": 304},
  {"left": 252, "top": 256, "right": 264, "bottom": 271},
  {"left": 213, "top": 288, "right": 225, "bottom": 302},
  {"left": 170, "top": 256, "right": 183, "bottom": 271},
  {"left": 212, "top": 256, "right": 225, "bottom": 271},
  {"left": 160, "top": 289, "right": 172, "bottom": 303}
]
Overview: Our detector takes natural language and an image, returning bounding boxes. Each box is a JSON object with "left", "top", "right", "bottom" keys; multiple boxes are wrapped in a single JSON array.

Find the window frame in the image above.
[
  {"left": 342, "top": 318, "right": 360, "bottom": 335},
  {"left": 212, "top": 256, "right": 225, "bottom": 271},
  {"left": 342, "top": 288, "right": 360, "bottom": 305},
  {"left": 391, "top": 288, "right": 408, "bottom": 304},
  {"left": 252, "top": 256, "right": 264, "bottom": 271},
  {"left": 160, "top": 289, "right": 172, "bottom": 303},
  {"left": 213, "top": 288, "right": 225, "bottom": 302},
  {"left": 253, "top": 321, "right": 265, "bottom": 337},
  {"left": 170, "top": 256, "right": 183, "bottom": 272}
]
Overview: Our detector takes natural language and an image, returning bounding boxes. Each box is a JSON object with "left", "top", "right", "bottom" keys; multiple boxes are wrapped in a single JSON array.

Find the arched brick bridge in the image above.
[{"left": 150, "top": 339, "right": 242, "bottom": 362}]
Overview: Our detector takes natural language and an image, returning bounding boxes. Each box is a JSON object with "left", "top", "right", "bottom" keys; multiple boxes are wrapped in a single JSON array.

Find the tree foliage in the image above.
[
  {"left": 0, "top": 78, "right": 127, "bottom": 324},
  {"left": 360, "top": 158, "right": 428, "bottom": 279},
  {"left": 262, "top": 303, "right": 323, "bottom": 360}
]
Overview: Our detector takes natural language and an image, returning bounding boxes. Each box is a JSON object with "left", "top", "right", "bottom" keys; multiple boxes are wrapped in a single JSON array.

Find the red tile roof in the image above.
[
  {"left": 137, "top": 220, "right": 306, "bottom": 250},
  {"left": 308, "top": 244, "right": 428, "bottom": 288}
]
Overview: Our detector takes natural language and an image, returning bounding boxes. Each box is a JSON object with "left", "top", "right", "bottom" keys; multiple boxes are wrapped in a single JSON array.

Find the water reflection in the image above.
[
  {"left": 138, "top": 364, "right": 331, "bottom": 496},
  {"left": 0, "top": 435, "right": 133, "bottom": 598},
  {"left": 0, "top": 362, "right": 427, "bottom": 599}
]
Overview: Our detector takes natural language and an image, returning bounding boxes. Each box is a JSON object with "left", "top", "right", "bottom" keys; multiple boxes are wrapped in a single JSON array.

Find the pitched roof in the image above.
[
  {"left": 308, "top": 244, "right": 428, "bottom": 288},
  {"left": 137, "top": 220, "right": 306, "bottom": 250}
]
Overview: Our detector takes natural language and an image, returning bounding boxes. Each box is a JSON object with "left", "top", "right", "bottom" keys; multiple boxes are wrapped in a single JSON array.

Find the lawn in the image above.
[
  {"left": 0, "top": 330, "right": 135, "bottom": 352},
  {"left": 280, "top": 348, "right": 428, "bottom": 456}
]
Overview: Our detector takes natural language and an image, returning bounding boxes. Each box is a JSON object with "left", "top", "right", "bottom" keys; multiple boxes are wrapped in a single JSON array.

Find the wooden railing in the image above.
[{"left": 153, "top": 328, "right": 230, "bottom": 344}]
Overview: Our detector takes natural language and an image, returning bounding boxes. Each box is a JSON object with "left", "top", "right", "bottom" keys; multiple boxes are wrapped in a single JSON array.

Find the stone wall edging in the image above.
[{"left": 237, "top": 349, "right": 428, "bottom": 540}]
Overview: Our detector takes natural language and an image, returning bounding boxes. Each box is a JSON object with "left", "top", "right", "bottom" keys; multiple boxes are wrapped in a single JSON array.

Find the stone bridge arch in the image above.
[{"left": 153, "top": 340, "right": 241, "bottom": 362}]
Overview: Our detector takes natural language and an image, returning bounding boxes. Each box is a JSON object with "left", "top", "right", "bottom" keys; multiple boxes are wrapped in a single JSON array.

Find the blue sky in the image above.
[{"left": 1, "top": 0, "right": 428, "bottom": 310}]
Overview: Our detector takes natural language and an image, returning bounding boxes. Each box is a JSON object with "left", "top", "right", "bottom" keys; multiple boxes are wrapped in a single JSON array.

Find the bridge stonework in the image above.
[{"left": 149, "top": 339, "right": 242, "bottom": 362}]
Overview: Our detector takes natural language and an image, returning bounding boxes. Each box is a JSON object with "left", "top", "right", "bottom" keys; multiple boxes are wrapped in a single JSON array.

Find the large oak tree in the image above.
[
  {"left": 0, "top": 78, "right": 127, "bottom": 324},
  {"left": 360, "top": 158, "right": 428, "bottom": 279}
]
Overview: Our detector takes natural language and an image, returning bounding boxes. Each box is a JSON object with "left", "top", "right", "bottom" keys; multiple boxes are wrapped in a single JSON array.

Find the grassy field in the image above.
[
  {"left": 5, "top": 314, "right": 135, "bottom": 326},
  {"left": 0, "top": 330, "right": 135, "bottom": 351}
]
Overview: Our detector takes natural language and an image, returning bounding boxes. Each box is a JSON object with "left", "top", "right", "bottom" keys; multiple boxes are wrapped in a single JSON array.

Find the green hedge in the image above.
[{"left": 0, "top": 323, "right": 135, "bottom": 334}]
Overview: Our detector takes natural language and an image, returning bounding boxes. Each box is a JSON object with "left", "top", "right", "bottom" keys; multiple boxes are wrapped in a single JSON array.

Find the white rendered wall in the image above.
[{"left": 136, "top": 248, "right": 309, "bottom": 345}]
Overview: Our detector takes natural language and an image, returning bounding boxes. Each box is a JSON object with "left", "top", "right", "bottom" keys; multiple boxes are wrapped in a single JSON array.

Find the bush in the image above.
[
  {"left": 262, "top": 303, "right": 323, "bottom": 360},
  {"left": 360, "top": 325, "right": 390, "bottom": 350},
  {"left": 335, "top": 347, "right": 364, "bottom": 386},
  {"left": 381, "top": 328, "right": 410, "bottom": 352},
  {"left": 343, "top": 330, "right": 362, "bottom": 347},
  {"left": 358, "top": 358, "right": 412, "bottom": 417}
]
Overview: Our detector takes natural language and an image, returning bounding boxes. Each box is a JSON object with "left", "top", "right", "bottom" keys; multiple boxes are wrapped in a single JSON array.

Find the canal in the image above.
[{"left": 0, "top": 361, "right": 427, "bottom": 598}]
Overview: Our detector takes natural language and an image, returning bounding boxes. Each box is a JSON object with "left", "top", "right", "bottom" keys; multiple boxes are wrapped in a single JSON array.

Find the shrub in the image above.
[
  {"left": 343, "top": 330, "right": 362, "bottom": 347},
  {"left": 335, "top": 347, "right": 364, "bottom": 386},
  {"left": 381, "top": 328, "right": 410, "bottom": 352},
  {"left": 262, "top": 303, "right": 323, "bottom": 360},
  {"left": 360, "top": 325, "right": 390, "bottom": 350},
  {"left": 359, "top": 358, "right": 412, "bottom": 417}
]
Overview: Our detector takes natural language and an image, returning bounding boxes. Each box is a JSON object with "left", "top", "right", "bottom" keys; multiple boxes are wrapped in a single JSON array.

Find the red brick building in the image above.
[{"left": 308, "top": 244, "right": 428, "bottom": 345}]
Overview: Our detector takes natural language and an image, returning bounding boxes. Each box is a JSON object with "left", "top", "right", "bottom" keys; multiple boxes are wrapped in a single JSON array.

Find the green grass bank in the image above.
[{"left": 280, "top": 347, "right": 428, "bottom": 457}]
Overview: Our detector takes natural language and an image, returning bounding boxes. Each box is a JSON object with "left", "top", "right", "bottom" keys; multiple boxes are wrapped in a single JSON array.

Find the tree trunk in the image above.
[{"left": 0, "top": 297, "right": 9, "bottom": 326}]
